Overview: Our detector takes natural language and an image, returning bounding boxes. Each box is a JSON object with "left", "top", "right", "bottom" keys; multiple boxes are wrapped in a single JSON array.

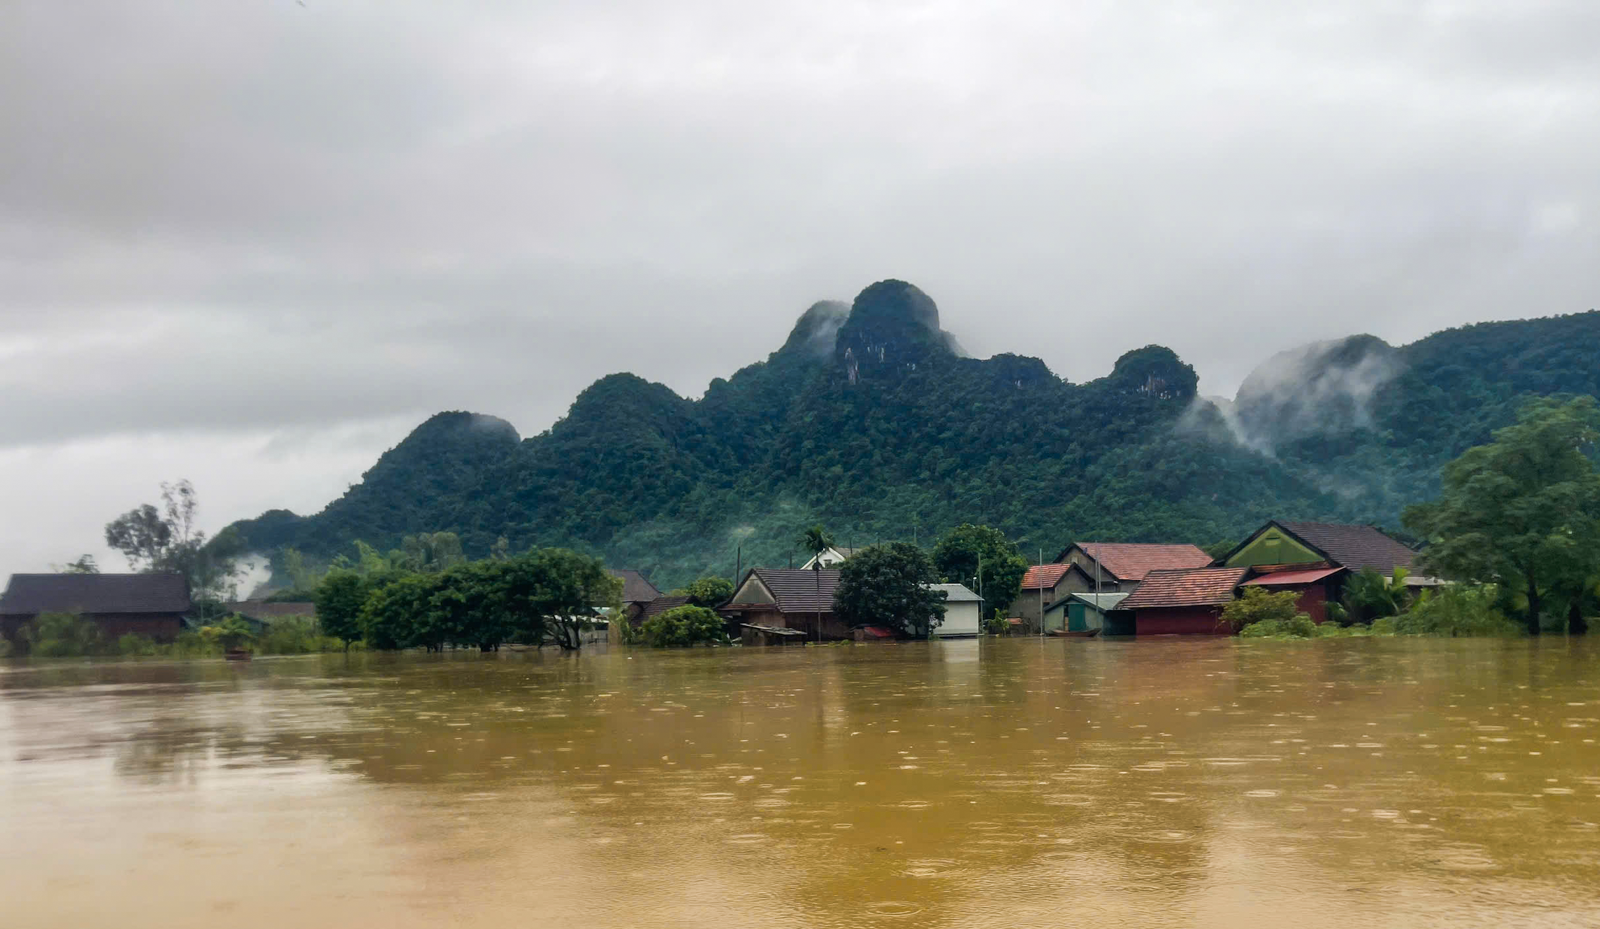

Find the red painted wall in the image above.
[
  {"left": 1135, "top": 606, "right": 1231, "bottom": 636},
  {"left": 1294, "top": 586, "right": 1328, "bottom": 624}
]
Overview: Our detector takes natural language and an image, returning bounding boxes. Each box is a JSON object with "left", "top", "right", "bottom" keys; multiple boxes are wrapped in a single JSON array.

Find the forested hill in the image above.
[{"left": 227, "top": 281, "right": 1600, "bottom": 587}]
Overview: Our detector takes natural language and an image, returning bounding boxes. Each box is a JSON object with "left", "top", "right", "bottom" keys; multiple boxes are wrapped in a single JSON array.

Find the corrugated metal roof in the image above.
[
  {"left": 1074, "top": 543, "right": 1213, "bottom": 581},
  {"left": 1244, "top": 566, "right": 1343, "bottom": 586},
  {"left": 0, "top": 573, "right": 191, "bottom": 615},
  {"left": 931, "top": 582, "right": 981, "bottom": 602},
  {"left": 1119, "top": 567, "right": 1248, "bottom": 610}
]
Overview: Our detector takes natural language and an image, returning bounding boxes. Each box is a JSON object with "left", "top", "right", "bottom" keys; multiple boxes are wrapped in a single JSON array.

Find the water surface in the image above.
[{"left": 3, "top": 638, "right": 1599, "bottom": 928}]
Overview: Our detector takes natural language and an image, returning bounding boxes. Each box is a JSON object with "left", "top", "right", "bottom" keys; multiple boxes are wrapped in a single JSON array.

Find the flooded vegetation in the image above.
[{"left": 4, "top": 638, "right": 1600, "bottom": 928}]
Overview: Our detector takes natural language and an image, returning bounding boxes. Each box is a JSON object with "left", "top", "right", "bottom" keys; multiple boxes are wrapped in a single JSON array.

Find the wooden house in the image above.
[
  {"left": 721, "top": 568, "right": 847, "bottom": 641},
  {"left": 0, "top": 573, "right": 191, "bottom": 644},
  {"left": 1042, "top": 591, "right": 1132, "bottom": 635},
  {"left": 607, "top": 569, "right": 662, "bottom": 624}
]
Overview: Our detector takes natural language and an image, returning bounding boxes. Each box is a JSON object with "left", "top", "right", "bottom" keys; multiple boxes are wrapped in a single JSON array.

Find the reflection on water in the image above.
[{"left": 3, "top": 639, "right": 1599, "bottom": 928}]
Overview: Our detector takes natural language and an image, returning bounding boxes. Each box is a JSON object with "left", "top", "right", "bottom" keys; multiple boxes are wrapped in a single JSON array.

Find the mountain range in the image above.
[{"left": 227, "top": 280, "right": 1600, "bottom": 588}]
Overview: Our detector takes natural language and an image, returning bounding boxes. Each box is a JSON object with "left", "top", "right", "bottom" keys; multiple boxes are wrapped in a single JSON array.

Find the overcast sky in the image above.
[{"left": 3, "top": 0, "right": 1598, "bottom": 576}]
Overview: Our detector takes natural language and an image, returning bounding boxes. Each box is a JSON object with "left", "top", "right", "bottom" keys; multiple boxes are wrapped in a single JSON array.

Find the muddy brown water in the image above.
[{"left": 3, "top": 638, "right": 1599, "bottom": 928}]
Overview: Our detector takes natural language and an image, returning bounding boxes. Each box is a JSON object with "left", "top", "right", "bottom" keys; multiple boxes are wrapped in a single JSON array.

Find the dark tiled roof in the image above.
[
  {"left": 1279, "top": 522, "right": 1417, "bottom": 573},
  {"left": 0, "top": 573, "right": 191, "bottom": 616},
  {"left": 749, "top": 568, "right": 841, "bottom": 614},
  {"left": 641, "top": 595, "right": 691, "bottom": 619},
  {"left": 1119, "top": 567, "right": 1248, "bottom": 610},
  {"left": 607, "top": 569, "right": 662, "bottom": 604},
  {"left": 1021, "top": 564, "right": 1073, "bottom": 590},
  {"left": 1076, "top": 543, "right": 1213, "bottom": 581}
]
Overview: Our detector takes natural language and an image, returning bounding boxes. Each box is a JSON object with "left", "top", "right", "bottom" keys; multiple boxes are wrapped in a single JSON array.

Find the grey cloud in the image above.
[{"left": 2, "top": 1, "right": 1599, "bottom": 558}]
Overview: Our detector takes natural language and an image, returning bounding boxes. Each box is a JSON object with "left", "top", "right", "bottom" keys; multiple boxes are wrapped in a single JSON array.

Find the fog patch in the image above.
[{"left": 1193, "top": 335, "right": 1402, "bottom": 452}]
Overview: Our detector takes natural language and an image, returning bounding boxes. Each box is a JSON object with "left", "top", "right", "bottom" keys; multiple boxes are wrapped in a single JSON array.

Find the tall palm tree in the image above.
[{"left": 798, "top": 525, "right": 835, "bottom": 565}]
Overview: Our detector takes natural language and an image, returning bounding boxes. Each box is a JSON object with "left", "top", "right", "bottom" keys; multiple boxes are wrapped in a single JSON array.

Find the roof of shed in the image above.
[
  {"left": 1073, "top": 543, "right": 1213, "bottom": 581},
  {"left": 1119, "top": 567, "right": 1249, "bottom": 610},
  {"left": 1277, "top": 522, "right": 1417, "bottom": 573},
  {"left": 931, "top": 582, "right": 981, "bottom": 602},
  {"left": 0, "top": 573, "right": 191, "bottom": 616}
]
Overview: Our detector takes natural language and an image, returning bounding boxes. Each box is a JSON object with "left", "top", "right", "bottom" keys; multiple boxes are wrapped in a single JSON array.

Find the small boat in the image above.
[
  {"left": 224, "top": 648, "right": 252, "bottom": 661},
  {"left": 1049, "top": 628, "right": 1101, "bottom": 639}
]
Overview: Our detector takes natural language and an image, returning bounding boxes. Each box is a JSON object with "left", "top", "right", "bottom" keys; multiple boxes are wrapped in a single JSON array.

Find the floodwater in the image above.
[{"left": 3, "top": 639, "right": 1599, "bottom": 928}]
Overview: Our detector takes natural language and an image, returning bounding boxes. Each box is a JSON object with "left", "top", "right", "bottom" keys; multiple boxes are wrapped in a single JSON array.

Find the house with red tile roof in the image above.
[
  {"left": 1014, "top": 561, "right": 1098, "bottom": 631},
  {"left": 1117, "top": 567, "right": 1250, "bottom": 635},
  {"left": 1052, "top": 542, "right": 1214, "bottom": 593}
]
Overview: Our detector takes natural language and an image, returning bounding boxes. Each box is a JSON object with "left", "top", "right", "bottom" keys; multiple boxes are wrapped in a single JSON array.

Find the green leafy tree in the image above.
[
  {"left": 675, "top": 576, "right": 734, "bottom": 608},
  {"left": 834, "top": 542, "right": 946, "bottom": 638},
  {"left": 315, "top": 571, "right": 369, "bottom": 648},
  {"left": 1393, "top": 585, "right": 1521, "bottom": 637},
  {"left": 526, "top": 549, "right": 621, "bottom": 651},
  {"left": 393, "top": 532, "right": 466, "bottom": 574},
  {"left": 1404, "top": 396, "right": 1600, "bottom": 635},
  {"left": 105, "top": 480, "right": 244, "bottom": 618},
  {"left": 360, "top": 574, "right": 436, "bottom": 650},
  {"left": 200, "top": 616, "right": 256, "bottom": 652},
  {"left": 931, "top": 524, "right": 1028, "bottom": 616},
  {"left": 640, "top": 604, "right": 727, "bottom": 647}
]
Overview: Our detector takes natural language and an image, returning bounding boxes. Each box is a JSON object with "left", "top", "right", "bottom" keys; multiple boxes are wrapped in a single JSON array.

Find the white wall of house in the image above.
[
  {"left": 800, "top": 546, "right": 853, "bottom": 569},
  {"left": 930, "top": 583, "right": 981, "bottom": 637}
]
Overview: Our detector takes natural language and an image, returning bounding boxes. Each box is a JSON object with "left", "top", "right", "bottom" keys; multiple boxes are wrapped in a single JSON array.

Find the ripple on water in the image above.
[
  {"left": 698, "top": 792, "right": 736, "bottom": 801},
  {"left": 1117, "top": 828, "right": 1197, "bottom": 845},
  {"left": 902, "top": 858, "right": 965, "bottom": 879},
  {"left": 1041, "top": 793, "right": 1097, "bottom": 807},
  {"left": 865, "top": 901, "right": 923, "bottom": 918},
  {"left": 725, "top": 833, "right": 771, "bottom": 846},
  {"left": 1424, "top": 844, "right": 1500, "bottom": 872},
  {"left": 1244, "top": 789, "right": 1281, "bottom": 799},
  {"left": 896, "top": 800, "right": 931, "bottom": 810}
]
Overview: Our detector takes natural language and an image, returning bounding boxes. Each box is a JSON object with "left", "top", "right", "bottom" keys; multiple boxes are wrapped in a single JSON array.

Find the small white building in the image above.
[{"left": 930, "top": 583, "right": 982, "bottom": 637}]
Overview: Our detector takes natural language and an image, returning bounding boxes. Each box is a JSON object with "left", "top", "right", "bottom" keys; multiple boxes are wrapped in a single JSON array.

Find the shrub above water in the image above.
[
  {"left": 1393, "top": 586, "right": 1522, "bottom": 637},
  {"left": 639, "top": 605, "right": 728, "bottom": 647}
]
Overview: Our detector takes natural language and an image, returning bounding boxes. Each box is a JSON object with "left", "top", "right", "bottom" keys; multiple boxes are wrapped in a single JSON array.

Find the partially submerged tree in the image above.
[
  {"left": 931, "top": 524, "right": 1028, "bottom": 616},
  {"left": 105, "top": 480, "right": 244, "bottom": 618},
  {"left": 675, "top": 576, "right": 734, "bottom": 608},
  {"left": 834, "top": 542, "right": 946, "bottom": 638},
  {"left": 1223, "top": 587, "right": 1315, "bottom": 638},
  {"left": 640, "top": 604, "right": 726, "bottom": 647},
  {"left": 1404, "top": 397, "right": 1600, "bottom": 635}
]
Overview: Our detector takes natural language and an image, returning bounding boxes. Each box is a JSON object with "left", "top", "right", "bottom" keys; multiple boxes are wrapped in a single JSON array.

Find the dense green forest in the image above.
[{"left": 226, "top": 280, "right": 1600, "bottom": 589}]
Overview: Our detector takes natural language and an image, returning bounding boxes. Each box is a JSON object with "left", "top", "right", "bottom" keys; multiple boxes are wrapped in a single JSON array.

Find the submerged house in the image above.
[
  {"left": 1015, "top": 562, "right": 1097, "bottom": 629},
  {"left": 607, "top": 569, "right": 663, "bottom": 624},
  {"left": 1042, "top": 591, "right": 1132, "bottom": 635},
  {"left": 721, "top": 568, "right": 847, "bottom": 641},
  {"left": 1218, "top": 521, "right": 1426, "bottom": 621},
  {"left": 1116, "top": 567, "right": 1250, "bottom": 635},
  {"left": 1054, "top": 542, "right": 1214, "bottom": 594},
  {"left": 930, "top": 583, "right": 982, "bottom": 637},
  {"left": 0, "top": 573, "right": 191, "bottom": 644}
]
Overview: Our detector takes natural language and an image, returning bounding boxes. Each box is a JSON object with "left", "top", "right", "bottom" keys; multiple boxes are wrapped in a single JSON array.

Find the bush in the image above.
[
  {"left": 1239, "top": 616, "right": 1318, "bottom": 639},
  {"left": 0, "top": 637, "right": 11, "bottom": 658},
  {"left": 639, "top": 605, "right": 727, "bottom": 647},
  {"left": 1222, "top": 588, "right": 1312, "bottom": 629},
  {"left": 1368, "top": 617, "right": 1398, "bottom": 636},
  {"left": 23, "top": 612, "right": 104, "bottom": 657},
  {"left": 116, "top": 634, "right": 160, "bottom": 656},
  {"left": 1393, "top": 586, "right": 1522, "bottom": 637},
  {"left": 255, "top": 617, "right": 342, "bottom": 655}
]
